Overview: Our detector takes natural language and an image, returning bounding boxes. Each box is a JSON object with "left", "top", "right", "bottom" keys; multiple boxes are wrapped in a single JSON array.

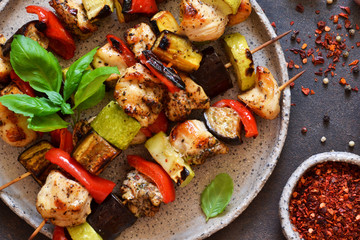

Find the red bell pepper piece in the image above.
[
  {"left": 106, "top": 34, "right": 137, "bottom": 67},
  {"left": 213, "top": 99, "right": 258, "bottom": 138},
  {"left": 53, "top": 226, "right": 68, "bottom": 240},
  {"left": 127, "top": 155, "right": 175, "bottom": 204},
  {"left": 139, "top": 54, "right": 181, "bottom": 93},
  {"left": 26, "top": 6, "right": 76, "bottom": 60},
  {"left": 45, "top": 148, "right": 116, "bottom": 203},
  {"left": 140, "top": 127, "right": 152, "bottom": 137},
  {"left": 147, "top": 111, "right": 168, "bottom": 134},
  {"left": 51, "top": 128, "right": 74, "bottom": 154},
  {"left": 10, "top": 71, "right": 36, "bottom": 97},
  {"left": 123, "top": 0, "right": 158, "bottom": 15}
]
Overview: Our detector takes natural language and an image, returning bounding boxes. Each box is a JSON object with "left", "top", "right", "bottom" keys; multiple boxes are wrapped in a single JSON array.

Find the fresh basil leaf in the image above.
[
  {"left": 0, "top": 94, "right": 61, "bottom": 117},
  {"left": 76, "top": 84, "right": 105, "bottom": 111},
  {"left": 45, "top": 91, "right": 64, "bottom": 105},
  {"left": 73, "top": 67, "right": 119, "bottom": 109},
  {"left": 61, "top": 102, "right": 74, "bottom": 115},
  {"left": 63, "top": 48, "right": 98, "bottom": 101},
  {"left": 27, "top": 114, "right": 69, "bottom": 132},
  {"left": 10, "top": 35, "right": 62, "bottom": 93},
  {"left": 201, "top": 173, "right": 234, "bottom": 222}
]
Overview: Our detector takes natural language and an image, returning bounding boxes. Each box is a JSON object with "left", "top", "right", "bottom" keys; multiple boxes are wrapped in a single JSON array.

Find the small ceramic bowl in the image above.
[{"left": 279, "top": 152, "right": 360, "bottom": 240}]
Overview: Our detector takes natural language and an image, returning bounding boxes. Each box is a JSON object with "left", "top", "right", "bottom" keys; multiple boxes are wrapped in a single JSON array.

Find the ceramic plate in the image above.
[
  {"left": 0, "top": 0, "right": 9, "bottom": 12},
  {"left": 0, "top": 0, "right": 289, "bottom": 239}
]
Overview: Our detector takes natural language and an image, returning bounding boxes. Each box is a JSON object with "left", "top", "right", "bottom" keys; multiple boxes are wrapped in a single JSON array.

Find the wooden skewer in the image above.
[
  {"left": 0, "top": 172, "right": 32, "bottom": 191},
  {"left": 28, "top": 219, "right": 46, "bottom": 240},
  {"left": 225, "top": 30, "right": 292, "bottom": 69},
  {"left": 279, "top": 70, "right": 306, "bottom": 91}
]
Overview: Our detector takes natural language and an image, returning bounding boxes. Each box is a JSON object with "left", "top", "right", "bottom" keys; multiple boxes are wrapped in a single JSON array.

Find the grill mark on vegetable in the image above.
[
  {"left": 245, "top": 49, "right": 255, "bottom": 76},
  {"left": 158, "top": 36, "right": 170, "bottom": 50}
]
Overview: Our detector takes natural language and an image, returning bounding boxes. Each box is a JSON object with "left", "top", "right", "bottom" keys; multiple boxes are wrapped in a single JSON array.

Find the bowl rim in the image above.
[{"left": 279, "top": 151, "right": 360, "bottom": 240}]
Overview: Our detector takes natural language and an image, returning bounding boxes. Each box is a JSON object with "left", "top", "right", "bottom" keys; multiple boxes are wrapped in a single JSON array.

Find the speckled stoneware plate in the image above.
[
  {"left": 279, "top": 152, "right": 360, "bottom": 240},
  {"left": 0, "top": 0, "right": 9, "bottom": 12},
  {"left": 0, "top": 0, "right": 289, "bottom": 239}
]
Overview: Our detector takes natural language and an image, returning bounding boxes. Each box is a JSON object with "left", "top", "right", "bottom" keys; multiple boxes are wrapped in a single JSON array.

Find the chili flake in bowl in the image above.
[{"left": 279, "top": 152, "right": 360, "bottom": 240}]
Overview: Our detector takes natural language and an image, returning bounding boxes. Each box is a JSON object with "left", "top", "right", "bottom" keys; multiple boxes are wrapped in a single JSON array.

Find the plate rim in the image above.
[{"left": 0, "top": 0, "right": 290, "bottom": 239}]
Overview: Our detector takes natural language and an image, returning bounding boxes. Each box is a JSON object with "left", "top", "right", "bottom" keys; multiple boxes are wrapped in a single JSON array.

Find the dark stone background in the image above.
[{"left": 0, "top": 0, "right": 359, "bottom": 239}]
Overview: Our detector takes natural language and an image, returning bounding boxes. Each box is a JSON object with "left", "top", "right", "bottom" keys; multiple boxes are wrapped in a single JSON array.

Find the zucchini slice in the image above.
[
  {"left": 152, "top": 31, "right": 202, "bottom": 72},
  {"left": 72, "top": 132, "right": 121, "bottom": 175},
  {"left": 67, "top": 222, "right": 103, "bottom": 240},
  {"left": 145, "top": 132, "right": 195, "bottom": 187},
  {"left": 82, "top": 0, "right": 114, "bottom": 21},
  {"left": 91, "top": 101, "right": 141, "bottom": 150},
  {"left": 223, "top": 33, "right": 256, "bottom": 91},
  {"left": 150, "top": 11, "right": 179, "bottom": 35}
]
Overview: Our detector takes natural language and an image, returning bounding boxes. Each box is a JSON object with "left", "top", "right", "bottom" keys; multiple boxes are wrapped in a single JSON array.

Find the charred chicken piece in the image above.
[
  {"left": 179, "top": 0, "right": 228, "bottom": 42},
  {"left": 0, "top": 84, "right": 38, "bottom": 147},
  {"left": 169, "top": 120, "right": 228, "bottom": 165},
  {"left": 114, "top": 63, "right": 165, "bottom": 127},
  {"left": 121, "top": 170, "right": 163, "bottom": 217},
  {"left": 165, "top": 73, "right": 210, "bottom": 122},
  {"left": 50, "top": 0, "right": 98, "bottom": 39},
  {"left": 238, "top": 66, "right": 280, "bottom": 120},
  {"left": 124, "top": 23, "right": 156, "bottom": 59},
  {"left": 36, "top": 170, "right": 92, "bottom": 227}
]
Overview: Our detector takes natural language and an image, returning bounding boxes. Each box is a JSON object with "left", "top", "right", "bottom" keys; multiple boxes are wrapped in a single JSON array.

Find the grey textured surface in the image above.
[{"left": 0, "top": 0, "right": 360, "bottom": 240}]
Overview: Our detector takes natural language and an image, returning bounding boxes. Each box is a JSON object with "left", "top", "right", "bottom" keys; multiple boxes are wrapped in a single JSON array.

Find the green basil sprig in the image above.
[
  {"left": 201, "top": 173, "right": 234, "bottom": 221},
  {"left": 0, "top": 35, "right": 119, "bottom": 132}
]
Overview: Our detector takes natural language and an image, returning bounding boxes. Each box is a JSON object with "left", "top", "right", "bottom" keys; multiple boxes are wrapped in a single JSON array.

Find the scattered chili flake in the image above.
[
  {"left": 290, "top": 162, "right": 360, "bottom": 240},
  {"left": 317, "top": 21, "right": 326, "bottom": 31},
  {"left": 302, "top": 58, "right": 308, "bottom": 64},
  {"left": 357, "top": 42, "right": 360, "bottom": 47},
  {"left": 310, "top": 90, "right": 315, "bottom": 95},
  {"left": 291, "top": 103, "right": 296, "bottom": 106},
  {"left": 352, "top": 86, "right": 358, "bottom": 92},
  {"left": 296, "top": 4, "right": 304, "bottom": 13},
  {"left": 351, "top": 66, "right": 359, "bottom": 73},
  {"left": 339, "top": 78, "right": 347, "bottom": 85},
  {"left": 301, "top": 86, "right": 310, "bottom": 95},
  {"left": 324, "top": 26, "right": 331, "bottom": 32},
  {"left": 296, "top": 38, "right": 301, "bottom": 43},
  {"left": 312, "top": 56, "right": 325, "bottom": 66},
  {"left": 356, "top": 24, "right": 360, "bottom": 31},
  {"left": 336, "top": 24, "right": 342, "bottom": 30},
  {"left": 333, "top": 15, "right": 339, "bottom": 24},
  {"left": 349, "top": 60, "right": 359, "bottom": 66},
  {"left": 301, "top": 43, "right": 308, "bottom": 49},
  {"left": 338, "top": 13, "right": 349, "bottom": 19},
  {"left": 271, "top": 22, "right": 276, "bottom": 28},
  {"left": 345, "top": 20, "right": 352, "bottom": 29},
  {"left": 290, "top": 82, "right": 295, "bottom": 88},
  {"left": 294, "top": 64, "right": 300, "bottom": 69},
  {"left": 290, "top": 21, "right": 294, "bottom": 26},
  {"left": 288, "top": 60, "right": 295, "bottom": 69},
  {"left": 301, "top": 127, "right": 307, "bottom": 134},
  {"left": 340, "top": 6, "right": 351, "bottom": 15}
]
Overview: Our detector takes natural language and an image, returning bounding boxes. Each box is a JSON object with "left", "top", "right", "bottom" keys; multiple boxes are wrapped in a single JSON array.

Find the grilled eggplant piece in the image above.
[
  {"left": 165, "top": 73, "right": 210, "bottom": 122},
  {"left": 18, "top": 141, "right": 56, "bottom": 185},
  {"left": 223, "top": 33, "right": 256, "bottom": 91},
  {"left": 169, "top": 120, "right": 228, "bottom": 165},
  {"left": 145, "top": 132, "right": 195, "bottom": 187},
  {"left": 0, "top": 84, "right": 38, "bottom": 147},
  {"left": 92, "top": 43, "right": 129, "bottom": 87},
  {"left": 72, "top": 132, "right": 121, "bottom": 175},
  {"left": 203, "top": 107, "right": 242, "bottom": 144},
  {"left": 82, "top": 0, "right": 114, "bottom": 21},
  {"left": 72, "top": 119, "right": 93, "bottom": 146},
  {"left": 124, "top": 23, "right": 156, "bottom": 58},
  {"left": 150, "top": 11, "right": 179, "bottom": 35},
  {"left": 121, "top": 170, "right": 163, "bottom": 217},
  {"left": 190, "top": 46, "right": 232, "bottom": 98},
  {"left": 91, "top": 101, "right": 141, "bottom": 150},
  {"left": 50, "top": 0, "right": 98, "bottom": 39},
  {"left": 152, "top": 31, "right": 202, "bottom": 72},
  {"left": 88, "top": 193, "right": 137, "bottom": 240}
]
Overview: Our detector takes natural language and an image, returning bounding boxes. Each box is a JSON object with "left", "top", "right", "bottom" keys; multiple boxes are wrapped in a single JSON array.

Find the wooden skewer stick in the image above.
[
  {"left": 251, "top": 30, "right": 292, "bottom": 54},
  {"left": 279, "top": 70, "right": 306, "bottom": 91},
  {"left": 0, "top": 172, "right": 32, "bottom": 191},
  {"left": 28, "top": 219, "right": 46, "bottom": 240},
  {"left": 225, "top": 30, "right": 293, "bottom": 69}
]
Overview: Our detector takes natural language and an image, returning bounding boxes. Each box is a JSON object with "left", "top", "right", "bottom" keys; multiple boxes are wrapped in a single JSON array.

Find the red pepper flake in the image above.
[
  {"left": 338, "top": 13, "right": 348, "bottom": 19},
  {"left": 315, "top": 10, "right": 320, "bottom": 14},
  {"left": 310, "top": 90, "right": 315, "bottom": 95},
  {"left": 271, "top": 22, "right": 276, "bottom": 28},
  {"left": 317, "top": 21, "right": 326, "bottom": 31},
  {"left": 301, "top": 86, "right": 310, "bottom": 95},
  {"left": 288, "top": 60, "right": 295, "bottom": 69},
  {"left": 295, "top": 4, "right": 304, "bottom": 13},
  {"left": 290, "top": 162, "right": 360, "bottom": 240},
  {"left": 356, "top": 24, "right": 360, "bottom": 30},
  {"left": 340, "top": 6, "right": 351, "bottom": 15},
  {"left": 352, "top": 86, "right": 358, "bottom": 92},
  {"left": 333, "top": 15, "right": 339, "bottom": 23},
  {"left": 291, "top": 103, "right": 296, "bottom": 106},
  {"left": 357, "top": 42, "right": 360, "bottom": 47},
  {"left": 344, "top": 20, "right": 352, "bottom": 29},
  {"left": 290, "top": 82, "right": 295, "bottom": 88},
  {"left": 339, "top": 78, "right": 347, "bottom": 85},
  {"left": 349, "top": 60, "right": 359, "bottom": 66},
  {"left": 312, "top": 56, "right": 325, "bottom": 66},
  {"left": 290, "top": 21, "right": 294, "bottom": 26},
  {"left": 296, "top": 38, "right": 301, "bottom": 43}
]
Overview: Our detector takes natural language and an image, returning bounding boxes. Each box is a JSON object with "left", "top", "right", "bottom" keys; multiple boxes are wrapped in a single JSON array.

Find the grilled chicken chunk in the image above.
[
  {"left": 125, "top": 23, "right": 156, "bottom": 59},
  {"left": 121, "top": 170, "right": 163, "bottom": 217},
  {"left": 0, "top": 84, "right": 37, "bottom": 147},
  {"left": 92, "top": 43, "right": 129, "bottom": 87},
  {"left": 50, "top": 0, "right": 98, "bottom": 39},
  {"left": 165, "top": 73, "right": 210, "bottom": 122},
  {"left": 169, "top": 120, "right": 228, "bottom": 165},
  {"left": 114, "top": 63, "right": 165, "bottom": 127},
  {"left": 179, "top": 0, "right": 228, "bottom": 42},
  {"left": 36, "top": 171, "right": 92, "bottom": 227},
  {"left": 238, "top": 66, "right": 280, "bottom": 120}
]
